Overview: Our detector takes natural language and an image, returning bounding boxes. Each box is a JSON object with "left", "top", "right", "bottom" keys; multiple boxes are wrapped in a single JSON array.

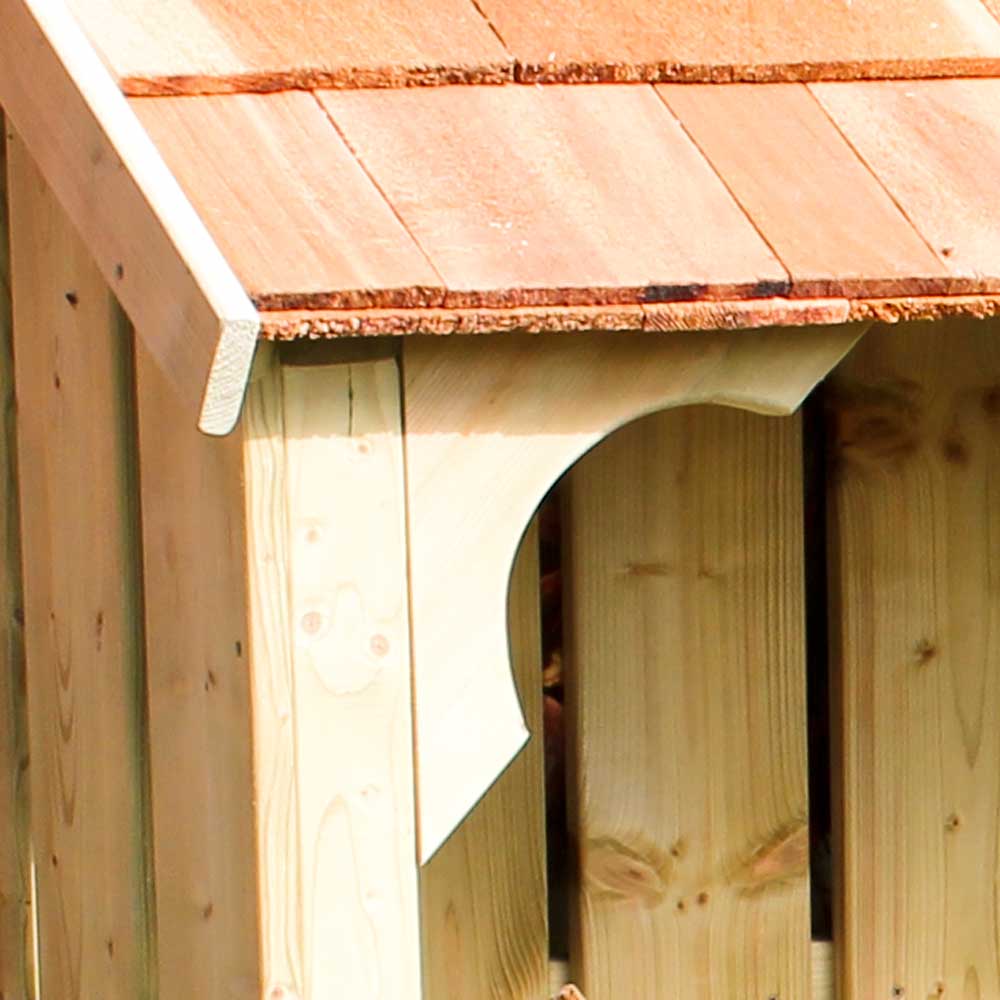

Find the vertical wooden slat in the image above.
[
  {"left": 420, "top": 518, "right": 548, "bottom": 1000},
  {"left": 242, "top": 345, "right": 303, "bottom": 995},
  {"left": 7, "top": 129, "right": 152, "bottom": 998},
  {"left": 132, "top": 303, "right": 259, "bottom": 995},
  {"left": 276, "top": 356, "right": 422, "bottom": 998},
  {"left": 0, "top": 108, "right": 34, "bottom": 1000},
  {"left": 827, "top": 319, "right": 1000, "bottom": 999},
  {"left": 564, "top": 405, "right": 810, "bottom": 1000}
]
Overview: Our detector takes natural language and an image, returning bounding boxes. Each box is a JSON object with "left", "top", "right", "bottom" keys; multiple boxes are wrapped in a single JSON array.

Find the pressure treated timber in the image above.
[
  {"left": 318, "top": 85, "right": 788, "bottom": 308},
  {"left": 826, "top": 319, "right": 1000, "bottom": 999},
  {"left": 275, "top": 355, "right": 421, "bottom": 999},
  {"left": 402, "top": 322, "right": 867, "bottom": 860},
  {"left": 562, "top": 405, "right": 809, "bottom": 1000},
  {"left": 657, "top": 84, "right": 953, "bottom": 298},
  {"left": 476, "top": 0, "right": 1000, "bottom": 81},
  {"left": 131, "top": 92, "right": 444, "bottom": 310},
  {"left": 0, "top": 110, "right": 33, "bottom": 1000},
  {"left": 421, "top": 518, "right": 548, "bottom": 1000},
  {"left": 132, "top": 333, "right": 259, "bottom": 995},
  {"left": 812, "top": 79, "right": 1000, "bottom": 294},
  {"left": 7, "top": 129, "right": 152, "bottom": 999},
  {"left": 0, "top": 0, "right": 259, "bottom": 433},
  {"left": 66, "top": 0, "right": 512, "bottom": 94},
  {"left": 242, "top": 346, "right": 302, "bottom": 995}
]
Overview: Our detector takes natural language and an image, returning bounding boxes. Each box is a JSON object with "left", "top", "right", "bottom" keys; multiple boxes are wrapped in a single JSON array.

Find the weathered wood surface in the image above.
[
  {"left": 318, "top": 85, "right": 787, "bottom": 308},
  {"left": 402, "top": 324, "right": 863, "bottom": 861},
  {"left": 658, "top": 83, "right": 952, "bottom": 299},
  {"left": 132, "top": 325, "right": 259, "bottom": 994},
  {"left": 131, "top": 92, "right": 442, "bottom": 310},
  {"left": 0, "top": 0, "right": 259, "bottom": 432},
  {"left": 61, "top": 0, "right": 1000, "bottom": 89},
  {"left": 421, "top": 518, "right": 549, "bottom": 1000},
  {"left": 7, "top": 128, "right": 152, "bottom": 999},
  {"left": 826, "top": 319, "right": 1000, "bottom": 999},
  {"left": 66, "top": 0, "right": 511, "bottom": 93},
  {"left": 272, "top": 355, "right": 422, "bottom": 998},
  {"left": 478, "top": 0, "right": 1000, "bottom": 81},
  {"left": 0, "top": 109, "right": 33, "bottom": 1000},
  {"left": 812, "top": 79, "right": 1000, "bottom": 294},
  {"left": 562, "top": 405, "right": 810, "bottom": 1000}
]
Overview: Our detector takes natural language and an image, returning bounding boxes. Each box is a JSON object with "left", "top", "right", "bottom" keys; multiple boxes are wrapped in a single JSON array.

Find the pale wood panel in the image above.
[
  {"left": 658, "top": 83, "right": 952, "bottom": 298},
  {"left": 0, "top": 0, "right": 259, "bottom": 433},
  {"left": 826, "top": 319, "right": 1000, "bottom": 999},
  {"left": 401, "top": 324, "right": 864, "bottom": 861},
  {"left": 66, "top": 0, "right": 511, "bottom": 93},
  {"left": 812, "top": 79, "right": 1000, "bottom": 294},
  {"left": 0, "top": 109, "right": 33, "bottom": 1000},
  {"left": 476, "top": 0, "right": 1000, "bottom": 81},
  {"left": 421, "top": 518, "right": 548, "bottom": 1000},
  {"left": 318, "top": 85, "right": 788, "bottom": 308},
  {"left": 131, "top": 92, "right": 443, "bottom": 310},
  {"left": 550, "top": 942, "right": 834, "bottom": 1000},
  {"left": 241, "top": 344, "right": 302, "bottom": 995},
  {"left": 563, "top": 405, "right": 810, "bottom": 1000},
  {"left": 7, "top": 130, "right": 152, "bottom": 998},
  {"left": 279, "top": 357, "right": 422, "bottom": 998},
  {"left": 132, "top": 321, "right": 259, "bottom": 993}
]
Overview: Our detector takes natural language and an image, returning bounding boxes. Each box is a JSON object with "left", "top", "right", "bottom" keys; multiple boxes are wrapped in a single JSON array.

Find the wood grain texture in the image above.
[
  {"left": 241, "top": 345, "right": 303, "bottom": 996},
  {"left": 0, "top": 110, "right": 33, "bottom": 1000},
  {"left": 258, "top": 298, "right": 853, "bottom": 339},
  {"left": 476, "top": 0, "right": 1000, "bottom": 81},
  {"left": 826, "top": 319, "right": 1000, "bottom": 1000},
  {"left": 420, "top": 518, "right": 548, "bottom": 1000},
  {"left": 66, "top": 0, "right": 512, "bottom": 94},
  {"left": 277, "top": 357, "right": 422, "bottom": 999},
  {"left": 132, "top": 325, "right": 259, "bottom": 996},
  {"left": 658, "top": 84, "right": 952, "bottom": 299},
  {"left": 7, "top": 130, "right": 152, "bottom": 1000},
  {"left": 812, "top": 79, "right": 1000, "bottom": 294},
  {"left": 318, "top": 85, "right": 788, "bottom": 308},
  {"left": 562, "top": 405, "right": 810, "bottom": 1000},
  {"left": 0, "top": 0, "right": 259, "bottom": 434},
  {"left": 402, "top": 323, "right": 864, "bottom": 860},
  {"left": 131, "top": 92, "right": 443, "bottom": 310}
]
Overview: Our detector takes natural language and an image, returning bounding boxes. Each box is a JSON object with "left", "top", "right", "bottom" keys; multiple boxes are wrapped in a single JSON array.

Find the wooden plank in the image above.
[
  {"left": 132, "top": 319, "right": 259, "bottom": 995},
  {"left": 258, "top": 297, "right": 852, "bottom": 339},
  {"left": 131, "top": 92, "right": 444, "bottom": 311},
  {"left": 7, "top": 128, "right": 153, "bottom": 999},
  {"left": 66, "top": 0, "right": 511, "bottom": 94},
  {"left": 0, "top": 0, "right": 259, "bottom": 433},
  {"left": 274, "top": 355, "right": 422, "bottom": 998},
  {"left": 420, "top": 518, "right": 548, "bottom": 999},
  {"left": 562, "top": 405, "right": 810, "bottom": 1000},
  {"left": 826, "top": 319, "right": 1000, "bottom": 999},
  {"left": 475, "top": 0, "right": 1000, "bottom": 81},
  {"left": 549, "top": 943, "right": 834, "bottom": 1000},
  {"left": 811, "top": 79, "right": 1000, "bottom": 295},
  {"left": 657, "top": 84, "right": 953, "bottom": 299},
  {"left": 241, "top": 345, "right": 302, "bottom": 995},
  {"left": 402, "top": 323, "right": 864, "bottom": 861},
  {"left": 0, "top": 109, "right": 33, "bottom": 1000},
  {"left": 318, "top": 85, "right": 788, "bottom": 309}
]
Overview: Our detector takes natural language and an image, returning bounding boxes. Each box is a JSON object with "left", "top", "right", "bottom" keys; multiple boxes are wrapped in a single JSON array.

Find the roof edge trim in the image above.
[{"left": 0, "top": 0, "right": 259, "bottom": 436}]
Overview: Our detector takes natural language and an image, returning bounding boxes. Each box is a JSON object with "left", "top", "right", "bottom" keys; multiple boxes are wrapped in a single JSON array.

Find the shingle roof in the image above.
[{"left": 6, "top": 0, "right": 1000, "bottom": 427}]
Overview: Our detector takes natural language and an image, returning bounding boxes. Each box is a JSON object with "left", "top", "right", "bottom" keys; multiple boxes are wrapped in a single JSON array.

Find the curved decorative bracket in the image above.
[{"left": 402, "top": 323, "right": 869, "bottom": 861}]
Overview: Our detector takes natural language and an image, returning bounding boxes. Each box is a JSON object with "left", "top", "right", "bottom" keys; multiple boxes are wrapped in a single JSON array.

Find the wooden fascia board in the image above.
[{"left": 0, "top": 0, "right": 259, "bottom": 435}]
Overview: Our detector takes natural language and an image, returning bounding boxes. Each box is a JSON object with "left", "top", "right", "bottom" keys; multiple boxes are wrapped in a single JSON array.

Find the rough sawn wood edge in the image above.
[{"left": 0, "top": 0, "right": 259, "bottom": 435}]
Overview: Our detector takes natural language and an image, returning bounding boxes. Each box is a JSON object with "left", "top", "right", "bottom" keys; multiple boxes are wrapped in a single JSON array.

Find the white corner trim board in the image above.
[{"left": 0, "top": 0, "right": 259, "bottom": 435}]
